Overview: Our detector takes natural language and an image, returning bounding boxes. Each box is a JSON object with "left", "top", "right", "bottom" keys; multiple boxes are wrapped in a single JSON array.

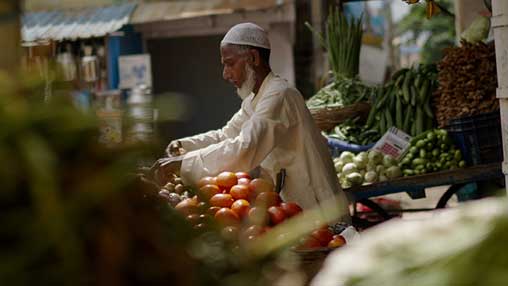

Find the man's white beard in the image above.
[{"left": 236, "top": 64, "right": 256, "bottom": 100}]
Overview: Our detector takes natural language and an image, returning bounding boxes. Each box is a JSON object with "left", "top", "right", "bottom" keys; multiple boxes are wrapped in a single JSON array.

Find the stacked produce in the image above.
[
  {"left": 333, "top": 150, "right": 402, "bottom": 189},
  {"left": 366, "top": 64, "right": 438, "bottom": 136},
  {"left": 327, "top": 117, "right": 380, "bottom": 146},
  {"left": 434, "top": 41, "right": 498, "bottom": 127},
  {"left": 306, "top": 78, "right": 375, "bottom": 109},
  {"left": 158, "top": 174, "right": 192, "bottom": 207},
  {"left": 399, "top": 129, "right": 466, "bottom": 176},
  {"left": 159, "top": 171, "right": 347, "bottom": 250},
  {"left": 306, "top": 8, "right": 373, "bottom": 110}
]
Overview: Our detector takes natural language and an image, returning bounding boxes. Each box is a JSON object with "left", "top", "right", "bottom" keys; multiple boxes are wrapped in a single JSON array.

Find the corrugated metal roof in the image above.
[
  {"left": 130, "top": 0, "right": 290, "bottom": 24},
  {"left": 21, "top": 3, "right": 136, "bottom": 42}
]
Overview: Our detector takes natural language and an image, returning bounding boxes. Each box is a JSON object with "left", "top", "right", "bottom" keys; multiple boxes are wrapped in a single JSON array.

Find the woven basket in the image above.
[{"left": 310, "top": 102, "right": 371, "bottom": 132}]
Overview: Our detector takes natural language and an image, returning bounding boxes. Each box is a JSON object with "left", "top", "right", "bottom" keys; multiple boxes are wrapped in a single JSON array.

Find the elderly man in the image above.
[{"left": 160, "top": 23, "right": 349, "bottom": 220}]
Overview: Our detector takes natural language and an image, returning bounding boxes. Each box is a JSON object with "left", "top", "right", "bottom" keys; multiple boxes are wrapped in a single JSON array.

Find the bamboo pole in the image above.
[
  {"left": 492, "top": 0, "right": 508, "bottom": 194},
  {"left": 0, "top": 0, "right": 21, "bottom": 71}
]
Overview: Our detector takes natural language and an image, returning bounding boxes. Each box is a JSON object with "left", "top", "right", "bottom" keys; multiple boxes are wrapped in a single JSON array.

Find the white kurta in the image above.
[{"left": 176, "top": 73, "right": 349, "bottom": 217}]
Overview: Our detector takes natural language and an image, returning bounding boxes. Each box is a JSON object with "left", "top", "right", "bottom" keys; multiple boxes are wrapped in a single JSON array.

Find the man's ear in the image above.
[{"left": 250, "top": 49, "right": 261, "bottom": 67}]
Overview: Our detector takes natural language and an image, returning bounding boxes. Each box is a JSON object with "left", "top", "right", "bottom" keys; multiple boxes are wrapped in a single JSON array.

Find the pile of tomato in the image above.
[{"left": 171, "top": 171, "right": 346, "bottom": 249}]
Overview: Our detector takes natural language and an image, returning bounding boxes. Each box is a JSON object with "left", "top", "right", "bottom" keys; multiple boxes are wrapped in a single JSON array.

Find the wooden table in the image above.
[{"left": 344, "top": 163, "right": 503, "bottom": 219}]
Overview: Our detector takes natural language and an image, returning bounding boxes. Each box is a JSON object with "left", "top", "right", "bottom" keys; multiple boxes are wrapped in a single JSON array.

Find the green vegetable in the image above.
[
  {"left": 368, "top": 151, "right": 383, "bottom": 165},
  {"left": 342, "top": 163, "right": 358, "bottom": 175},
  {"left": 306, "top": 7, "right": 363, "bottom": 79},
  {"left": 395, "top": 95, "right": 403, "bottom": 129},
  {"left": 385, "top": 108, "right": 393, "bottom": 128},
  {"left": 346, "top": 172, "right": 364, "bottom": 186},
  {"left": 364, "top": 171, "right": 378, "bottom": 183},
  {"left": 403, "top": 105, "right": 413, "bottom": 132},
  {"left": 339, "top": 151, "right": 355, "bottom": 164},
  {"left": 454, "top": 150, "right": 462, "bottom": 161},
  {"left": 419, "top": 149, "right": 427, "bottom": 159},
  {"left": 410, "top": 85, "right": 418, "bottom": 106},
  {"left": 383, "top": 155, "right": 397, "bottom": 168},
  {"left": 402, "top": 71, "right": 411, "bottom": 104},
  {"left": 424, "top": 100, "right": 434, "bottom": 118},
  {"left": 412, "top": 158, "right": 427, "bottom": 166},
  {"left": 416, "top": 140, "right": 426, "bottom": 149},
  {"left": 391, "top": 68, "right": 409, "bottom": 81},
  {"left": 416, "top": 106, "right": 424, "bottom": 135},
  {"left": 386, "top": 166, "right": 402, "bottom": 179}
]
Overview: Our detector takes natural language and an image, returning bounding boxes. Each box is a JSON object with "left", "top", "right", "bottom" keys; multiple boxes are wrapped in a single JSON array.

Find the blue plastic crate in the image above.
[
  {"left": 327, "top": 137, "right": 375, "bottom": 157},
  {"left": 445, "top": 111, "right": 502, "bottom": 165}
]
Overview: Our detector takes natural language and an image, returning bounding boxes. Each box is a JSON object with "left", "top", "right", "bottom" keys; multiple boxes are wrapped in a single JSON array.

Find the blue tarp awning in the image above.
[{"left": 21, "top": 3, "right": 136, "bottom": 42}]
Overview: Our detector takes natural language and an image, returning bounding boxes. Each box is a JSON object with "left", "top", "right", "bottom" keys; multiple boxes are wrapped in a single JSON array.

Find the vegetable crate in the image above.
[
  {"left": 327, "top": 137, "right": 374, "bottom": 158},
  {"left": 445, "top": 111, "right": 502, "bottom": 165}
]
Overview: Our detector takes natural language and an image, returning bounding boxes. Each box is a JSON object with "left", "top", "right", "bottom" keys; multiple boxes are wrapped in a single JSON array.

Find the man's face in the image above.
[{"left": 220, "top": 44, "right": 249, "bottom": 88}]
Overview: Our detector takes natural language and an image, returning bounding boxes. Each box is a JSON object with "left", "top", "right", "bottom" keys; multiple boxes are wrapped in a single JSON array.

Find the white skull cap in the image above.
[{"left": 221, "top": 23, "right": 271, "bottom": 50}]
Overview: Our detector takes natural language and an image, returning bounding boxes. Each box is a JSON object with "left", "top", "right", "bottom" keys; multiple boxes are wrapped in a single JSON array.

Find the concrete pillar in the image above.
[
  {"left": 0, "top": 1, "right": 21, "bottom": 71},
  {"left": 492, "top": 0, "right": 508, "bottom": 194}
]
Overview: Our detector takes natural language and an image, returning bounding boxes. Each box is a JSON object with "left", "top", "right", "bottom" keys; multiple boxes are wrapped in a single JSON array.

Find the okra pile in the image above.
[
  {"left": 366, "top": 65, "right": 438, "bottom": 136},
  {"left": 327, "top": 117, "right": 380, "bottom": 145},
  {"left": 399, "top": 129, "right": 466, "bottom": 176}
]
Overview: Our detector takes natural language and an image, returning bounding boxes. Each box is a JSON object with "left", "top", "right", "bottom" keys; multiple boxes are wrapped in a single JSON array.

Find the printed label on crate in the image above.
[{"left": 372, "top": 127, "right": 411, "bottom": 160}]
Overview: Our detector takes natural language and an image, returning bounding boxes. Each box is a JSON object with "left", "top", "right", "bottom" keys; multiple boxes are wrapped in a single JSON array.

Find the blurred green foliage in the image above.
[
  {"left": 0, "top": 68, "right": 299, "bottom": 286},
  {"left": 397, "top": 0, "right": 456, "bottom": 64}
]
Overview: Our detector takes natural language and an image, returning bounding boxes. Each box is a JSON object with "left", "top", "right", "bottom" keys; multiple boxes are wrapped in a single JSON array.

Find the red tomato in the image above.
[
  {"left": 249, "top": 178, "right": 274, "bottom": 195},
  {"left": 209, "top": 193, "right": 234, "bottom": 208},
  {"left": 235, "top": 172, "right": 251, "bottom": 180},
  {"left": 248, "top": 207, "right": 269, "bottom": 226},
  {"left": 199, "top": 184, "right": 220, "bottom": 201},
  {"left": 237, "top": 178, "right": 251, "bottom": 186},
  {"left": 255, "top": 191, "right": 282, "bottom": 208},
  {"left": 280, "top": 202, "right": 303, "bottom": 217},
  {"left": 197, "top": 176, "right": 217, "bottom": 188},
  {"left": 230, "top": 184, "right": 251, "bottom": 200},
  {"left": 328, "top": 235, "right": 346, "bottom": 248},
  {"left": 216, "top": 172, "right": 238, "bottom": 190},
  {"left": 231, "top": 199, "right": 250, "bottom": 218},
  {"left": 214, "top": 208, "right": 240, "bottom": 226},
  {"left": 175, "top": 198, "right": 200, "bottom": 216},
  {"left": 311, "top": 228, "right": 334, "bottom": 247},
  {"left": 267, "top": 206, "right": 287, "bottom": 225}
]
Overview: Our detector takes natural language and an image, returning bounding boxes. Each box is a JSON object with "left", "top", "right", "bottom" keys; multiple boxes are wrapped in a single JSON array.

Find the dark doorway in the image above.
[{"left": 147, "top": 35, "right": 241, "bottom": 146}]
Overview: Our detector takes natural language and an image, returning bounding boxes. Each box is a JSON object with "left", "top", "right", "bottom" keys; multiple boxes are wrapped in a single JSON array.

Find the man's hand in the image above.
[
  {"left": 166, "top": 140, "right": 187, "bottom": 157},
  {"left": 151, "top": 156, "right": 183, "bottom": 186}
]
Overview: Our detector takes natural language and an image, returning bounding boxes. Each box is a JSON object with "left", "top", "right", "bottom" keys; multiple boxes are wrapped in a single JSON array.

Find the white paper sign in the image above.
[
  {"left": 372, "top": 127, "right": 412, "bottom": 160},
  {"left": 119, "top": 54, "right": 152, "bottom": 89}
]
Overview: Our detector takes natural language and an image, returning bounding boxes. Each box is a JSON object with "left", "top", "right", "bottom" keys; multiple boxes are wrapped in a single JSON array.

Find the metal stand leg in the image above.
[{"left": 436, "top": 184, "right": 466, "bottom": 209}]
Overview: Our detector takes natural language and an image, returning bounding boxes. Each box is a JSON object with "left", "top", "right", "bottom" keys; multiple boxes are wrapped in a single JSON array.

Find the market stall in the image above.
[{"left": 148, "top": 0, "right": 505, "bottom": 283}]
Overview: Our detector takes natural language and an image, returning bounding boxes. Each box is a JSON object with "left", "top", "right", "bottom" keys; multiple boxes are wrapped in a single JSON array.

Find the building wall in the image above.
[{"left": 147, "top": 35, "right": 242, "bottom": 142}]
